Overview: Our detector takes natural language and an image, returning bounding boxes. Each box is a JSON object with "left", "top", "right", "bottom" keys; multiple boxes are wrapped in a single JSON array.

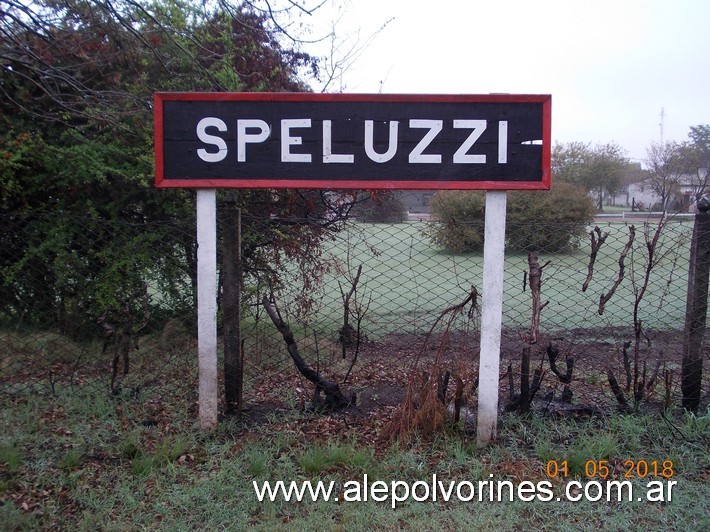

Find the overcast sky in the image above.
[{"left": 303, "top": 0, "right": 710, "bottom": 164}]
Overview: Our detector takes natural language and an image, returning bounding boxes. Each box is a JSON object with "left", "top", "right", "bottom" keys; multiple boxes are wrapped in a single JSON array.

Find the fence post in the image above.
[
  {"left": 222, "top": 197, "right": 243, "bottom": 414},
  {"left": 682, "top": 204, "right": 710, "bottom": 412}
]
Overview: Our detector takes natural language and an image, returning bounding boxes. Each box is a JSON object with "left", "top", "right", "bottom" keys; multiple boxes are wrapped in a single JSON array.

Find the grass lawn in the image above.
[
  {"left": 290, "top": 220, "right": 694, "bottom": 339},
  {"left": 1, "top": 384, "right": 708, "bottom": 530}
]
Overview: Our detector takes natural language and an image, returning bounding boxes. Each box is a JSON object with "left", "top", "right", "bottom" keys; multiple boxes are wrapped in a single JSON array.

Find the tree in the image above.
[
  {"left": 0, "top": 1, "right": 322, "bottom": 122},
  {"left": 644, "top": 142, "right": 684, "bottom": 210},
  {"left": 678, "top": 125, "right": 710, "bottom": 204},
  {"left": 0, "top": 0, "right": 360, "bottom": 334},
  {"left": 617, "top": 161, "right": 645, "bottom": 205},
  {"left": 506, "top": 182, "right": 597, "bottom": 252},
  {"left": 552, "top": 141, "right": 592, "bottom": 186},
  {"left": 586, "top": 143, "right": 629, "bottom": 210},
  {"left": 552, "top": 142, "right": 630, "bottom": 210},
  {"left": 0, "top": 120, "right": 196, "bottom": 335}
]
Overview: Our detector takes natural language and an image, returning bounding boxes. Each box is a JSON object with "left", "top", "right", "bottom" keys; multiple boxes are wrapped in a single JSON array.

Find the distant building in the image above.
[
  {"left": 399, "top": 191, "right": 435, "bottom": 215},
  {"left": 626, "top": 174, "right": 704, "bottom": 212}
]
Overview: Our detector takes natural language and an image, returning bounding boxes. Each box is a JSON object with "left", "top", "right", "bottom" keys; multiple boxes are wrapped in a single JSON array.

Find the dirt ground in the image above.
[{"left": 240, "top": 326, "right": 708, "bottom": 445}]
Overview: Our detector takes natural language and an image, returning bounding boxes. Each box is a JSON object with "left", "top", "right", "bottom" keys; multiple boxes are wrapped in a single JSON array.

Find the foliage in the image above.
[
  {"left": 551, "top": 141, "right": 591, "bottom": 184},
  {"left": 637, "top": 125, "right": 710, "bottom": 211},
  {"left": 351, "top": 191, "right": 407, "bottom": 223},
  {"left": 0, "top": 0, "right": 355, "bottom": 333},
  {"left": 228, "top": 189, "right": 361, "bottom": 317},
  {"left": 424, "top": 183, "right": 595, "bottom": 253},
  {"left": 553, "top": 141, "right": 632, "bottom": 209},
  {"left": 0, "top": 1, "right": 317, "bottom": 126},
  {"left": 0, "top": 127, "right": 195, "bottom": 334},
  {"left": 506, "top": 182, "right": 597, "bottom": 252},
  {"left": 422, "top": 191, "right": 486, "bottom": 252},
  {"left": 675, "top": 124, "right": 710, "bottom": 204},
  {"left": 643, "top": 142, "right": 686, "bottom": 210}
]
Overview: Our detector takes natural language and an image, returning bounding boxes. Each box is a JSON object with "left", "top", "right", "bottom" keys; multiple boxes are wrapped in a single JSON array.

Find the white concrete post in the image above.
[
  {"left": 476, "top": 191, "right": 507, "bottom": 445},
  {"left": 196, "top": 189, "right": 218, "bottom": 429}
]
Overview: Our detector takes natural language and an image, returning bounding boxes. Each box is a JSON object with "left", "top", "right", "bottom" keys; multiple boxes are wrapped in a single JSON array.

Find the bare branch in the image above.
[
  {"left": 583, "top": 226, "right": 608, "bottom": 292},
  {"left": 262, "top": 294, "right": 353, "bottom": 409},
  {"left": 598, "top": 225, "right": 635, "bottom": 315}
]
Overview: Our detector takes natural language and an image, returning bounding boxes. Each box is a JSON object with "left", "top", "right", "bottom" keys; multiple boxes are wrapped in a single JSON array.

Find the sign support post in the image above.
[
  {"left": 196, "top": 189, "right": 218, "bottom": 429},
  {"left": 476, "top": 191, "right": 507, "bottom": 445}
]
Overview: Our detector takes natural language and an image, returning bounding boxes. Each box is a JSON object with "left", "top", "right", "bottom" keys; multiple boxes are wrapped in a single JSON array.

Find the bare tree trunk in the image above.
[
  {"left": 262, "top": 296, "right": 353, "bottom": 409},
  {"left": 607, "top": 368, "right": 628, "bottom": 408},
  {"left": 631, "top": 218, "right": 664, "bottom": 405}
]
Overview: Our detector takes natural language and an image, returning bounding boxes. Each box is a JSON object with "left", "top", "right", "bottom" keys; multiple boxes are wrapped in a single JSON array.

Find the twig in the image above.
[
  {"left": 621, "top": 340, "right": 632, "bottom": 391},
  {"left": 339, "top": 264, "right": 363, "bottom": 358},
  {"left": 599, "top": 225, "right": 635, "bottom": 315},
  {"left": 632, "top": 217, "right": 666, "bottom": 403},
  {"left": 607, "top": 368, "right": 628, "bottom": 407},
  {"left": 583, "top": 226, "right": 608, "bottom": 292},
  {"left": 547, "top": 343, "right": 573, "bottom": 384},
  {"left": 417, "top": 286, "right": 478, "bottom": 366},
  {"left": 528, "top": 252, "right": 550, "bottom": 344}
]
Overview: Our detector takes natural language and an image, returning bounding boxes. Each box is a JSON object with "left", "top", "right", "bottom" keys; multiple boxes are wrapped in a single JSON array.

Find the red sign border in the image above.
[{"left": 154, "top": 92, "right": 551, "bottom": 190}]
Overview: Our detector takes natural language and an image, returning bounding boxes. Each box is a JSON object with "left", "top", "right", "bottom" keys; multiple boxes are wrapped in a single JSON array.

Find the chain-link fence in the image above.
[{"left": 2, "top": 211, "right": 708, "bottom": 419}]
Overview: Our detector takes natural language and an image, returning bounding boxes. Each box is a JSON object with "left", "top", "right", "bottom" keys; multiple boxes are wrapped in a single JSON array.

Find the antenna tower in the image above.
[{"left": 659, "top": 107, "right": 665, "bottom": 145}]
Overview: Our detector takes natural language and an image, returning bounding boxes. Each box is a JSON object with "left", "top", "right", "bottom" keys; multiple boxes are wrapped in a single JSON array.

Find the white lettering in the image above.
[
  {"left": 322, "top": 120, "right": 354, "bottom": 163},
  {"left": 364, "top": 120, "right": 399, "bottom": 163},
  {"left": 584, "top": 481, "right": 603, "bottom": 502},
  {"left": 370, "top": 480, "right": 388, "bottom": 502},
  {"left": 437, "top": 479, "right": 456, "bottom": 501},
  {"left": 453, "top": 119, "right": 486, "bottom": 163},
  {"left": 498, "top": 120, "right": 508, "bottom": 163},
  {"left": 666, "top": 480, "right": 676, "bottom": 501},
  {"left": 536, "top": 481, "right": 554, "bottom": 502},
  {"left": 391, "top": 481, "right": 409, "bottom": 508},
  {"left": 410, "top": 480, "right": 430, "bottom": 502},
  {"left": 281, "top": 118, "right": 311, "bottom": 162},
  {"left": 237, "top": 119, "right": 270, "bottom": 162},
  {"left": 456, "top": 481, "right": 476, "bottom": 502},
  {"left": 606, "top": 480, "right": 633, "bottom": 501},
  {"left": 646, "top": 481, "right": 667, "bottom": 502},
  {"left": 409, "top": 119, "right": 442, "bottom": 163},
  {"left": 196, "top": 117, "right": 228, "bottom": 163},
  {"left": 342, "top": 481, "right": 361, "bottom": 502},
  {"left": 196, "top": 116, "right": 511, "bottom": 168},
  {"left": 566, "top": 480, "right": 583, "bottom": 501}
]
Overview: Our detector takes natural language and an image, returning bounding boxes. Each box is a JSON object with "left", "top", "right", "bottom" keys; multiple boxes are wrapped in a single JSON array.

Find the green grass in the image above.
[
  {"left": 0, "top": 444, "right": 21, "bottom": 473},
  {"left": 1, "top": 386, "right": 708, "bottom": 530},
  {"left": 282, "top": 220, "right": 694, "bottom": 340}
]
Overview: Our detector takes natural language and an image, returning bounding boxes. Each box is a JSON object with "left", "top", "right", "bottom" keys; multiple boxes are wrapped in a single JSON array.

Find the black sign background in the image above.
[{"left": 155, "top": 93, "right": 550, "bottom": 190}]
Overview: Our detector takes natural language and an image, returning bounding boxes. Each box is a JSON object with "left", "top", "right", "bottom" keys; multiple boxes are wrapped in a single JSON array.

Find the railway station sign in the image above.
[{"left": 155, "top": 93, "right": 550, "bottom": 190}]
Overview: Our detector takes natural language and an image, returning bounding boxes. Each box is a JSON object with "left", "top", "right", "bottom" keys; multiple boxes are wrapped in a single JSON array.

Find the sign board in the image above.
[{"left": 154, "top": 93, "right": 550, "bottom": 190}]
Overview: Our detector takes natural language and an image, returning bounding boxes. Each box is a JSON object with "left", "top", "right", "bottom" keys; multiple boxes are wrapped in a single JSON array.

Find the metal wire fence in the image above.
[{"left": 1, "top": 211, "right": 708, "bottom": 418}]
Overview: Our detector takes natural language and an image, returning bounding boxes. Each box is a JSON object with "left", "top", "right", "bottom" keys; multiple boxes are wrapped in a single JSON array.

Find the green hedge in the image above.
[{"left": 423, "top": 183, "right": 596, "bottom": 253}]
